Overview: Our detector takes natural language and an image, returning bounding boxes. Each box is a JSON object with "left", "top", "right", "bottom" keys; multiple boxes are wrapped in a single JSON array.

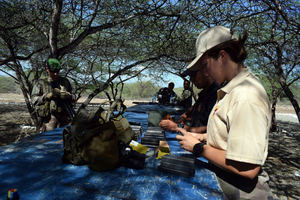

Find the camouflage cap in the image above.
[{"left": 47, "top": 58, "right": 61, "bottom": 71}]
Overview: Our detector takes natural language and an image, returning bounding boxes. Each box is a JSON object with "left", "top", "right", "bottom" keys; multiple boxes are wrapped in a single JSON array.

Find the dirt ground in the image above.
[
  {"left": 0, "top": 93, "right": 140, "bottom": 107},
  {"left": 0, "top": 93, "right": 298, "bottom": 113}
]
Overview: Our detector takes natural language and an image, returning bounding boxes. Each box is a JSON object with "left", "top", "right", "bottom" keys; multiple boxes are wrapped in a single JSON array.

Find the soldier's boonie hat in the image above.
[{"left": 47, "top": 58, "right": 61, "bottom": 72}]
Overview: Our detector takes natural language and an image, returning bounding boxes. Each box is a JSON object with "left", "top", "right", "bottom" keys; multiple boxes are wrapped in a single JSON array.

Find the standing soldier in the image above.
[{"left": 31, "top": 58, "right": 75, "bottom": 132}]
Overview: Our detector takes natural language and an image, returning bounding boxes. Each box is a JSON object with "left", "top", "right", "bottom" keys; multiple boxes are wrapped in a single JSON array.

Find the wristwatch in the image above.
[{"left": 192, "top": 142, "right": 205, "bottom": 157}]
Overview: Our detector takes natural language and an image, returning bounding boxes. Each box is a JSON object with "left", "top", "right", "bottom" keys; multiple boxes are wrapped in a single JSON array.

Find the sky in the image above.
[
  {"left": 0, "top": 69, "right": 184, "bottom": 89},
  {"left": 155, "top": 73, "right": 183, "bottom": 88},
  {"left": 127, "top": 71, "right": 184, "bottom": 88}
]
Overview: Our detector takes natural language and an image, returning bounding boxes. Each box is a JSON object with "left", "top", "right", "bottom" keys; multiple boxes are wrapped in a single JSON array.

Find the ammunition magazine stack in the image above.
[
  {"left": 158, "top": 155, "right": 195, "bottom": 177},
  {"left": 145, "top": 127, "right": 165, "bottom": 141},
  {"left": 130, "top": 125, "right": 143, "bottom": 141},
  {"left": 141, "top": 127, "right": 165, "bottom": 148}
]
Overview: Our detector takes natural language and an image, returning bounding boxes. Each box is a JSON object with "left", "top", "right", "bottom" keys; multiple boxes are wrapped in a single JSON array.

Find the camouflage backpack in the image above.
[{"left": 62, "top": 99, "right": 135, "bottom": 171}]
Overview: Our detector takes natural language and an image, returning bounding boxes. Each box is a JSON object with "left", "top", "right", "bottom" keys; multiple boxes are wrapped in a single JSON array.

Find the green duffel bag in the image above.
[
  {"left": 62, "top": 99, "right": 135, "bottom": 171},
  {"left": 62, "top": 126, "right": 87, "bottom": 165},
  {"left": 82, "top": 121, "right": 120, "bottom": 171},
  {"left": 112, "top": 115, "right": 135, "bottom": 145},
  {"left": 83, "top": 115, "right": 136, "bottom": 171},
  {"left": 62, "top": 106, "right": 104, "bottom": 166}
]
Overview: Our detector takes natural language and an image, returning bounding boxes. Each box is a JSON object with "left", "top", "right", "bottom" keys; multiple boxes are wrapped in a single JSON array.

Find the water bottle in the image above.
[
  {"left": 170, "top": 95, "right": 176, "bottom": 104},
  {"left": 152, "top": 95, "right": 156, "bottom": 103},
  {"left": 7, "top": 189, "right": 19, "bottom": 200}
]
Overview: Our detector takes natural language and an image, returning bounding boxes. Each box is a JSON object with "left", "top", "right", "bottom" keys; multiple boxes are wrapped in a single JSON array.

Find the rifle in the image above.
[
  {"left": 61, "top": 100, "right": 76, "bottom": 120},
  {"left": 52, "top": 87, "right": 76, "bottom": 120}
]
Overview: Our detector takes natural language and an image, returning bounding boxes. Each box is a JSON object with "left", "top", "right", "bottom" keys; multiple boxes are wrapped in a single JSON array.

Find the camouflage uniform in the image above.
[{"left": 31, "top": 76, "right": 74, "bottom": 132}]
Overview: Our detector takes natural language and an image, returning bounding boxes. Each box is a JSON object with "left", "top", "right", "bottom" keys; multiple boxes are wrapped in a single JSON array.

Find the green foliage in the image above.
[
  {"left": 0, "top": 76, "right": 19, "bottom": 93},
  {"left": 118, "top": 81, "right": 161, "bottom": 99},
  {"left": 0, "top": 0, "right": 299, "bottom": 114},
  {"left": 291, "top": 82, "right": 300, "bottom": 100}
]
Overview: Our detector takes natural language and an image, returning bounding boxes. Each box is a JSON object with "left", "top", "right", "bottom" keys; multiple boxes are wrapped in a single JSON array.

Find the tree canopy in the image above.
[{"left": 0, "top": 0, "right": 299, "bottom": 124}]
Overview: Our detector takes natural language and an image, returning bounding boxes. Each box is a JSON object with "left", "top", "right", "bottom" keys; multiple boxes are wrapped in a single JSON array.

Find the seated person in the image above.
[
  {"left": 159, "top": 67, "right": 219, "bottom": 134},
  {"left": 177, "top": 80, "right": 193, "bottom": 111},
  {"left": 156, "top": 82, "right": 177, "bottom": 105}
]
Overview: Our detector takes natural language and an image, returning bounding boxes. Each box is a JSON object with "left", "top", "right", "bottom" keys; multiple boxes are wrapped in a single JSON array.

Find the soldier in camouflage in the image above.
[{"left": 31, "top": 58, "right": 75, "bottom": 132}]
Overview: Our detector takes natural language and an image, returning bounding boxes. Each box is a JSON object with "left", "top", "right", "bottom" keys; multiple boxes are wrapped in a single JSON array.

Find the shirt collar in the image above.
[{"left": 217, "top": 68, "right": 251, "bottom": 100}]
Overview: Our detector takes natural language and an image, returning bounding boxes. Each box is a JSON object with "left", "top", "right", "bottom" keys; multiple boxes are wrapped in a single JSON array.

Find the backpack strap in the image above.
[{"left": 106, "top": 99, "right": 127, "bottom": 121}]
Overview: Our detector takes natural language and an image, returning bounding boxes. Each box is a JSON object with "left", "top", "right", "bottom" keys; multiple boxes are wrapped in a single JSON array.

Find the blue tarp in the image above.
[
  {"left": 0, "top": 105, "right": 223, "bottom": 200},
  {"left": 126, "top": 103, "right": 185, "bottom": 114}
]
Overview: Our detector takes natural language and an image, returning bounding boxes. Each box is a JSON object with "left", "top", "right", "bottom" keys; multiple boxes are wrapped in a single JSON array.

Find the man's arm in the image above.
[
  {"left": 202, "top": 145, "right": 261, "bottom": 179},
  {"left": 159, "top": 119, "right": 178, "bottom": 132},
  {"left": 177, "top": 128, "right": 206, "bottom": 141},
  {"left": 60, "top": 77, "right": 75, "bottom": 102},
  {"left": 177, "top": 112, "right": 188, "bottom": 123},
  {"left": 176, "top": 130, "right": 261, "bottom": 179},
  {"left": 186, "top": 126, "right": 207, "bottom": 133},
  {"left": 31, "top": 80, "right": 47, "bottom": 106}
]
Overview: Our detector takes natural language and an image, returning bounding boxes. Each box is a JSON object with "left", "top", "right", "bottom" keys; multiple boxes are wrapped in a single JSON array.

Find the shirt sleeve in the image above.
[
  {"left": 226, "top": 100, "right": 269, "bottom": 165},
  {"left": 31, "top": 80, "right": 46, "bottom": 106},
  {"left": 61, "top": 77, "right": 76, "bottom": 102},
  {"left": 181, "top": 90, "right": 192, "bottom": 100}
]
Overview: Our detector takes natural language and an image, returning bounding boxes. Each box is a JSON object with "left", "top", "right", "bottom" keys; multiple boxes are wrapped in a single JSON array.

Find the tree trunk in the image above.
[
  {"left": 274, "top": 46, "right": 300, "bottom": 124},
  {"left": 14, "top": 63, "right": 39, "bottom": 127},
  {"left": 280, "top": 79, "right": 300, "bottom": 124},
  {"left": 270, "top": 90, "right": 278, "bottom": 132},
  {"left": 49, "top": 0, "right": 63, "bottom": 57}
]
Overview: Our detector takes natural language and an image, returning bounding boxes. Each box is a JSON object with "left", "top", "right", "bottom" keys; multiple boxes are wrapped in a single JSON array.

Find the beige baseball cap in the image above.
[{"left": 185, "top": 26, "right": 236, "bottom": 74}]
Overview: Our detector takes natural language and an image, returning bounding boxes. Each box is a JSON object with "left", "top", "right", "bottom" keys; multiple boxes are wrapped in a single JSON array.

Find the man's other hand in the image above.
[
  {"left": 176, "top": 128, "right": 200, "bottom": 152},
  {"left": 60, "top": 91, "right": 72, "bottom": 100},
  {"left": 159, "top": 119, "right": 178, "bottom": 132},
  {"left": 53, "top": 88, "right": 61, "bottom": 98},
  {"left": 45, "top": 92, "right": 53, "bottom": 100}
]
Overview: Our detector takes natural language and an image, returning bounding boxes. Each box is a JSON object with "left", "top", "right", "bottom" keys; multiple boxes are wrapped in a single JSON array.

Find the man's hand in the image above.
[
  {"left": 45, "top": 92, "right": 53, "bottom": 100},
  {"left": 159, "top": 119, "right": 178, "bottom": 132},
  {"left": 52, "top": 88, "right": 72, "bottom": 100},
  {"left": 176, "top": 128, "right": 200, "bottom": 152},
  {"left": 53, "top": 88, "right": 61, "bottom": 98},
  {"left": 190, "top": 132, "right": 207, "bottom": 142},
  {"left": 59, "top": 85, "right": 72, "bottom": 100},
  {"left": 60, "top": 90, "right": 72, "bottom": 100},
  {"left": 177, "top": 113, "right": 187, "bottom": 123}
]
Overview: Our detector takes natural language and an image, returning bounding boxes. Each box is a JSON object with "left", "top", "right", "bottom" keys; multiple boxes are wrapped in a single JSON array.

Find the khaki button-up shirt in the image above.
[{"left": 207, "top": 68, "right": 271, "bottom": 165}]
